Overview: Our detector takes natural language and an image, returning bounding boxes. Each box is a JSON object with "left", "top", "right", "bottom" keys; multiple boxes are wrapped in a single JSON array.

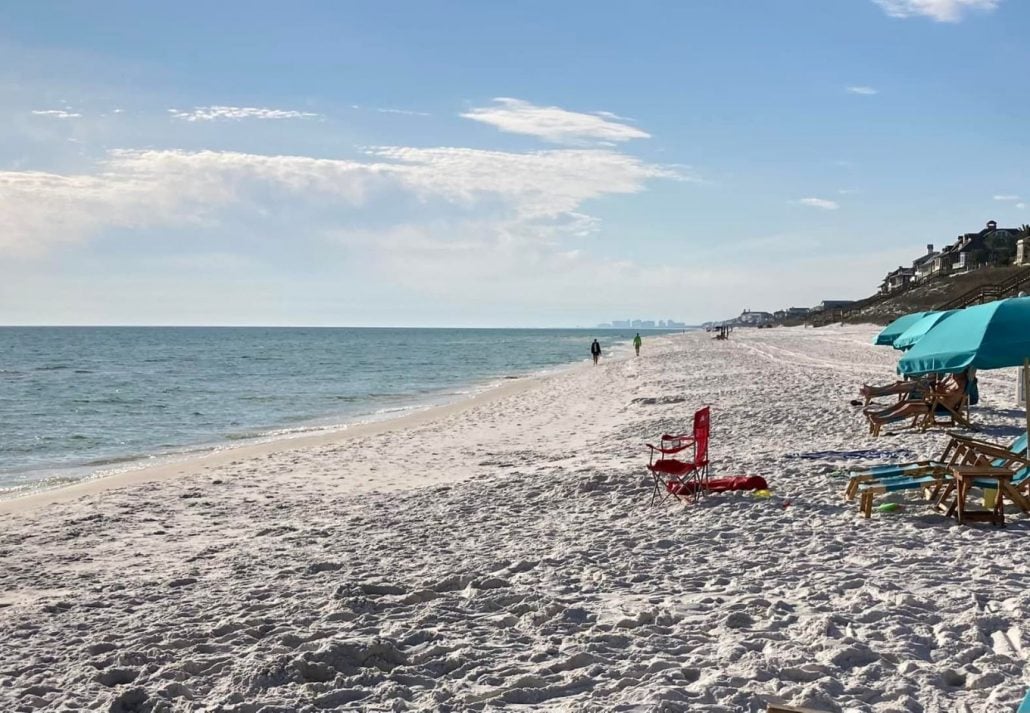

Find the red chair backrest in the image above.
[{"left": 692, "top": 406, "right": 710, "bottom": 466}]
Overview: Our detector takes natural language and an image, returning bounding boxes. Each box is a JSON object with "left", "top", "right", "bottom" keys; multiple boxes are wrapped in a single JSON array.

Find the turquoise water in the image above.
[{"left": 0, "top": 327, "right": 677, "bottom": 494}]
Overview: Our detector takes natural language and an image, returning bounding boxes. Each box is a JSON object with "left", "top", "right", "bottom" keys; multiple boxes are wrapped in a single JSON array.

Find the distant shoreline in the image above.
[{"left": 0, "top": 330, "right": 678, "bottom": 513}]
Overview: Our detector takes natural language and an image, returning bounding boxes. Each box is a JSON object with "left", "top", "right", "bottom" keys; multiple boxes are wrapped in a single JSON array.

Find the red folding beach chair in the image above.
[{"left": 646, "top": 406, "right": 711, "bottom": 505}]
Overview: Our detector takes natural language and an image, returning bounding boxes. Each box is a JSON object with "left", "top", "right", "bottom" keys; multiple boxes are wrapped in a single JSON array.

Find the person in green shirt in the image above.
[{"left": 633, "top": 333, "right": 642, "bottom": 356}]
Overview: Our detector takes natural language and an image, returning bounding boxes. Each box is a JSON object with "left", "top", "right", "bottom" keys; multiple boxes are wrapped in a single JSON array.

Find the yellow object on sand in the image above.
[
  {"left": 984, "top": 488, "right": 997, "bottom": 509},
  {"left": 754, "top": 489, "right": 772, "bottom": 498}
]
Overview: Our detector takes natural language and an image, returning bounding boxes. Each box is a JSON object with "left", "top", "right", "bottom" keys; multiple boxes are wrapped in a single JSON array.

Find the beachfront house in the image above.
[
  {"left": 812, "top": 300, "right": 855, "bottom": 312},
  {"left": 912, "top": 244, "right": 938, "bottom": 281},
  {"left": 773, "top": 307, "right": 810, "bottom": 320},
  {"left": 736, "top": 309, "right": 774, "bottom": 326},
  {"left": 930, "top": 221, "right": 1022, "bottom": 276},
  {"left": 879, "top": 266, "right": 916, "bottom": 294},
  {"left": 880, "top": 244, "right": 936, "bottom": 292}
]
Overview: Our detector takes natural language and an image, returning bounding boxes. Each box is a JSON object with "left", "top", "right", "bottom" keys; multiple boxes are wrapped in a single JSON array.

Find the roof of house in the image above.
[
  {"left": 912, "top": 251, "right": 938, "bottom": 268},
  {"left": 882, "top": 266, "right": 915, "bottom": 281},
  {"left": 939, "top": 226, "right": 1021, "bottom": 256}
]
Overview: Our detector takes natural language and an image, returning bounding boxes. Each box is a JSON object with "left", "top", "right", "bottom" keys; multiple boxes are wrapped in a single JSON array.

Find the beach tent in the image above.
[
  {"left": 891, "top": 310, "right": 958, "bottom": 351},
  {"left": 898, "top": 296, "right": 1030, "bottom": 442},
  {"left": 874, "top": 311, "right": 935, "bottom": 347}
]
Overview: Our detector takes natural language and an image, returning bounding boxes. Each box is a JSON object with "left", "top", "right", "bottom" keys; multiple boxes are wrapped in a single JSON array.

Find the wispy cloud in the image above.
[
  {"left": 168, "top": 106, "right": 321, "bottom": 122},
  {"left": 846, "top": 86, "right": 879, "bottom": 95},
  {"left": 31, "top": 110, "right": 82, "bottom": 119},
  {"left": 837, "top": 188, "right": 860, "bottom": 195},
  {"left": 460, "top": 98, "right": 650, "bottom": 144},
  {"left": 994, "top": 194, "right": 1021, "bottom": 201},
  {"left": 0, "top": 146, "right": 682, "bottom": 256},
  {"left": 1017, "top": 203, "right": 1027, "bottom": 210},
  {"left": 350, "top": 104, "right": 431, "bottom": 117},
  {"left": 593, "top": 110, "right": 635, "bottom": 122},
  {"left": 796, "top": 198, "right": 840, "bottom": 210},
  {"left": 872, "top": 0, "right": 1000, "bottom": 22}
]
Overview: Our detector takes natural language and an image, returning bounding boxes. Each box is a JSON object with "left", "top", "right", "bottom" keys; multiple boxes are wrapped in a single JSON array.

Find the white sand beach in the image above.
[{"left": 2, "top": 326, "right": 1029, "bottom": 712}]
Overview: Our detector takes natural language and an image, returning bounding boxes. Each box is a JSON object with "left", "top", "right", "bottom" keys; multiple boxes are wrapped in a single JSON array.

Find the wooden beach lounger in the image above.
[
  {"left": 863, "top": 391, "right": 969, "bottom": 437},
  {"left": 855, "top": 441, "right": 1030, "bottom": 518},
  {"left": 844, "top": 433, "right": 1028, "bottom": 500}
]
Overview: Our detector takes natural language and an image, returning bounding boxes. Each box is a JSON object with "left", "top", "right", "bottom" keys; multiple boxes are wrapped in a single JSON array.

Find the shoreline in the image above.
[
  {"left": 0, "top": 365, "right": 556, "bottom": 516},
  {"left": 1, "top": 335, "right": 646, "bottom": 514}
]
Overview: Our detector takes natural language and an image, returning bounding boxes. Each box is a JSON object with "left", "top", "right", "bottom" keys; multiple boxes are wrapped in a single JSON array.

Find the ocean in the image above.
[{"left": 0, "top": 327, "right": 678, "bottom": 495}]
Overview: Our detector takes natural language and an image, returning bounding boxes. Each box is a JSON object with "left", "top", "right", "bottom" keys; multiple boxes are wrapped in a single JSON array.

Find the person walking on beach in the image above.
[
  {"left": 633, "top": 333, "right": 642, "bottom": 357},
  {"left": 590, "top": 339, "right": 602, "bottom": 365}
]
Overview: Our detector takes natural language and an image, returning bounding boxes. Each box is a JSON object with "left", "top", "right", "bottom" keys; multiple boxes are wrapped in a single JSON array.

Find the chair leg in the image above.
[
  {"left": 845, "top": 476, "right": 872, "bottom": 500},
  {"left": 649, "top": 474, "right": 664, "bottom": 507}
]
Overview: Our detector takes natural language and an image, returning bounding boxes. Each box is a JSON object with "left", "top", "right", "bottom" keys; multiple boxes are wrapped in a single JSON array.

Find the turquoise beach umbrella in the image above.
[
  {"left": 874, "top": 311, "right": 935, "bottom": 347},
  {"left": 898, "top": 298, "right": 1030, "bottom": 376},
  {"left": 891, "top": 310, "right": 958, "bottom": 351},
  {"left": 897, "top": 297, "right": 1030, "bottom": 443}
]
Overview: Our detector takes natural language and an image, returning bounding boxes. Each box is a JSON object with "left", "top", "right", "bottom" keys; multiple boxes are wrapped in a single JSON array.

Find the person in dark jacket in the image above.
[{"left": 590, "top": 339, "right": 602, "bottom": 365}]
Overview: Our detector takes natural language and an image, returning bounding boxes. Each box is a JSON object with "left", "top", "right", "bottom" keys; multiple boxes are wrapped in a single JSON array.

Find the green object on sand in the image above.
[{"left": 877, "top": 502, "right": 901, "bottom": 513}]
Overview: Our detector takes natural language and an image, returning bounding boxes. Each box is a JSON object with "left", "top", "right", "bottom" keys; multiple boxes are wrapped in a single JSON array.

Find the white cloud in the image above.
[
  {"left": 350, "top": 104, "right": 430, "bottom": 117},
  {"left": 837, "top": 188, "right": 860, "bottom": 195},
  {"left": 31, "top": 109, "right": 82, "bottom": 119},
  {"left": 168, "top": 106, "right": 321, "bottom": 122},
  {"left": 994, "top": 194, "right": 1020, "bottom": 201},
  {"left": 0, "top": 146, "right": 682, "bottom": 256},
  {"left": 593, "top": 110, "right": 635, "bottom": 121},
  {"left": 1017, "top": 203, "right": 1027, "bottom": 210},
  {"left": 846, "top": 86, "right": 878, "bottom": 95},
  {"left": 460, "top": 98, "right": 650, "bottom": 144},
  {"left": 797, "top": 198, "right": 840, "bottom": 210},
  {"left": 872, "top": 0, "right": 1000, "bottom": 22}
]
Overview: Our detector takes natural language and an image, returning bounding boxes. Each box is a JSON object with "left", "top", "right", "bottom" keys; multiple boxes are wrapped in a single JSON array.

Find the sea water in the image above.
[{"left": 0, "top": 327, "right": 677, "bottom": 495}]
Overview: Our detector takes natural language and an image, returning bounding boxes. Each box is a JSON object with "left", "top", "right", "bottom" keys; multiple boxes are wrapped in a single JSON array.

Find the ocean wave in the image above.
[{"left": 83, "top": 454, "right": 149, "bottom": 467}]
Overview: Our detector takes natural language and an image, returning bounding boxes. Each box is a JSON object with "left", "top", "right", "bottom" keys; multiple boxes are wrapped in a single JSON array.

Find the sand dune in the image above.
[{"left": 1, "top": 326, "right": 1028, "bottom": 711}]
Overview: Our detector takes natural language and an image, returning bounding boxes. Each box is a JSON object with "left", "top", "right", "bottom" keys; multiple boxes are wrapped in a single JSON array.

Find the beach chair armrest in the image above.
[
  {"left": 944, "top": 432, "right": 1016, "bottom": 452},
  {"left": 962, "top": 443, "right": 1030, "bottom": 465},
  {"left": 660, "top": 433, "right": 694, "bottom": 442}
]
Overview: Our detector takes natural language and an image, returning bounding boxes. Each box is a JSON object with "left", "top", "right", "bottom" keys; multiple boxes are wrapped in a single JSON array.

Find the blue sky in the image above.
[{"left": 1, "top": 0, "right": 1027, "bottom": 326}]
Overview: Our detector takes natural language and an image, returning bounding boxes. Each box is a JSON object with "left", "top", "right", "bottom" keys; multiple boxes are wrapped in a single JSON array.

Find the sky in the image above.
[{"left": 2, "top": 0, "right": 1028, "bottom": 327}]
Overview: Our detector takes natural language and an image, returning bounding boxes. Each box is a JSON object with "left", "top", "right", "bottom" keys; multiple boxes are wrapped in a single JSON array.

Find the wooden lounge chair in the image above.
[
  {"left": 844, "top": 433, "right": 1028, "bottom": 500},
  {"left": 863, "top": 385, "right": 968, "bottom": 437},
  {"left": 922, "top": 390, "right": 972, "bottom": 431},
  {"left": 856, "top": 440, "right": 1029, "bottom": 518}
]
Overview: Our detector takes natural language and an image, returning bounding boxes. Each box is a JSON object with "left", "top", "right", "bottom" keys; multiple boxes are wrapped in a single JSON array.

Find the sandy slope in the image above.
[{"left": 1, "top": 326, "right": 1028, "bottom": 712}]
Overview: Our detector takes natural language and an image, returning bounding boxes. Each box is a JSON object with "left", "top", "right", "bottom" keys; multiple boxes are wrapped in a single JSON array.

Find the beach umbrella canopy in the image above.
[
  {"left": 874, "top": 311, "right": 935, "bottom": 347},
  {"left": 891, "top": 310, "right": 958, "bottom": 351},
  {"left": 897, "top": 297, "right": 1030, "bottom": 447},
  {"left": 897, "top": 298, "right": 1030, "bottom": 376}
]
